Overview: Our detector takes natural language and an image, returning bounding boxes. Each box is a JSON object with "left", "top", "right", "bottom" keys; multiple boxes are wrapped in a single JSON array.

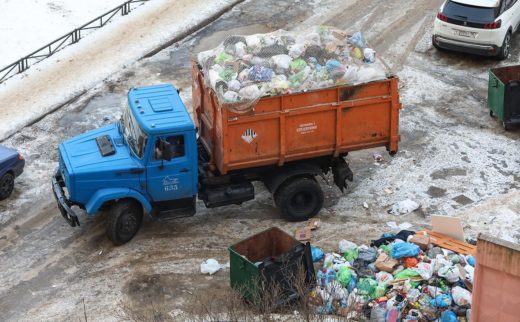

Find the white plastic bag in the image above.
[
  {"left": 375, "top": 271, "right": 394, "bottom": 285},
  {"left": 438, "top": 265, "right": 459, "bottom": 283},
  {"left": 235, "top": 42, "right": 247, "bottom": 57},
  {"left": 412, "top": 262, "right": 434, "bottom": 280},
  {"left": 388, "top": 199, "right": 420, "bottom": 216},
  {"left": 339, "top": 239, "right": 358, "bottom": 253},
  {"left": 272, "top": 54, "right": 293, "bottom": 70},
  {"left": 363, "top": 48, "right": 376, "bottom": 63},
  {"left": 200, "top": 259, "right": 222, "bottom": 275},
  {"left": 239, "top": 85, "right": 262, "bottom": 100},
  {"left": 452, "top": 286, "right": 472, "bottom": 306},
  {"left": 326, "top": 281, "right": 348, "bottom": 300}
]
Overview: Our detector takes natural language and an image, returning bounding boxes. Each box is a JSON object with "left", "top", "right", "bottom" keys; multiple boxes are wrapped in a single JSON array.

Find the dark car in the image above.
[{"left": 0, "top": 144, "right": 25, "bottom": 200}]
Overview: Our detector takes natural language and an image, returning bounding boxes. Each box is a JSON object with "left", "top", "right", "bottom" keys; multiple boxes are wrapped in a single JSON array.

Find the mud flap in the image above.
[{"left": 332, "top": 158, "right": 353, "bottom": 192}]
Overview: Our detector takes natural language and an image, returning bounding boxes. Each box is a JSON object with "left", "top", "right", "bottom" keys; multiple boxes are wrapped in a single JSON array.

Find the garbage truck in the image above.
[{"left": 52, "top": 29, "right": 401, "bottom": 245}]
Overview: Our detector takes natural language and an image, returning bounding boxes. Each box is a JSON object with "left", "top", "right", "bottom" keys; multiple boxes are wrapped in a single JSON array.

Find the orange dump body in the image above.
[{"left": 192, "top": 62, "right": 401, "bottom": 175}]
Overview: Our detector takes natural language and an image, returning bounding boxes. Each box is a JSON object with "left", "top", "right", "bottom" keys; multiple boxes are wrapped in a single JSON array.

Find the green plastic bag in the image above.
[
  {"left": 337, "top": 266, "right": 352, "bottom": 287},
  {"left": 394, "top": 269, "right": 421, "bottom": 280},
  {"left": 343, "top": 248, "right": 358, "bottom": 262},
  {"left": 215, "top": 52, "right": 233, "bottom": 64},
  {"left": 371, "top": 284, "right": 387, "bottom": 299},
  {"left": 218, "top": 67, "right": 237, "bottom": 82},
  {"left": 379, "top": 244, "right": 391, "bottom": 255},
  {"left": 290, "top": 58, "right": 307, "bottom": 73},
  {"left": 357, "top": 278, "right": 377, "bottom": 297}
]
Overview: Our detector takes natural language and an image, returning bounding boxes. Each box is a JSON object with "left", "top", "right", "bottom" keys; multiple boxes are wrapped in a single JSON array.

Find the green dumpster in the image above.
[
  {"left": 228, "top": 227, "right": 315, "bottom": 306},
  {"left": 488, "top": 65, "right": 520, "bottom": 130}
]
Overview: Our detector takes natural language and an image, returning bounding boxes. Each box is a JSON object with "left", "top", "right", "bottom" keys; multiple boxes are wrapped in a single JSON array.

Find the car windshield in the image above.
[
  {"left": 121, "top": 107, "right": 147, "bottom": 158},
  {"left": 443, "top": 1, "right": 499, "bottom": 22}
]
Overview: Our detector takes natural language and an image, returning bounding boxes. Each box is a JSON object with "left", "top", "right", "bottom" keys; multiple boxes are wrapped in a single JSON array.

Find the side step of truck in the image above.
[{"left": 151, "top": 197, "right": 196, "bottom": 220}]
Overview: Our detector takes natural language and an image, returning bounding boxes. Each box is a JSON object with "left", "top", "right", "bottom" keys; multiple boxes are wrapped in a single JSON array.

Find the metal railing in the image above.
[{"left": 0, "top": 0, "right": 150, "bottom": 84}]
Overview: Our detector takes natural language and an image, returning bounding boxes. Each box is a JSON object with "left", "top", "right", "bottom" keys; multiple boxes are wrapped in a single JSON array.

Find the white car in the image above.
[{"left": 433, "top": 0, "right": 520, "bottom": 59}]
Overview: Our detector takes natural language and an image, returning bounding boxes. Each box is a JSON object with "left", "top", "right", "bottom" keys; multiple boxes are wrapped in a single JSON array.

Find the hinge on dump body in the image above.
[{"left": 332, "top": 158, "right": 353, "bottom": 192}]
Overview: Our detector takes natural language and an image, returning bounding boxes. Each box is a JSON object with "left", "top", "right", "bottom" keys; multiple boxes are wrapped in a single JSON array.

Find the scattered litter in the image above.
[
  {"left": 386, "top": 221, "right": 413, "bottom": 230},
  {"left": 388, "top": 199, "right": 420, "bottom": 215},
  {"left": 306, "top": 218, "right": 321, "bottom": 230},
  {"left": 295, "top": 227, "right": 312, "bottom": 241},
  {"left": 363, "top": 202, "right": 369, "bottom": 209},
  {"left": 200, "top": 259, "right": 223, "bottom": 275},
  {"left": 384, "top": 187, "right": 394, "bottom": 194},
  {"left": 373, "top": 153, "right": 384, "bottom": 162}
]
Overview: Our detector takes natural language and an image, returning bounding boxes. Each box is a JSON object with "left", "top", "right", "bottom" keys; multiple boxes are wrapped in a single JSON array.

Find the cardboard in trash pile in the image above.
[
  {"left": 424, "top": 230, "right": 477, "bottom": 256},
  {"left": 374, "top": 252, "right": 399, "bottom": 273},
  {"left": 295, "top": 227, "right": 312, "bottom": 241},
  {"left": 410, "top": 234, "right": 430, "bottom": 251},
  {"left": 305, "top": 218, "right": 321, "bottom": 230},
  {"left": 431, "top": 215, "right": 465, "bottom": 241}
]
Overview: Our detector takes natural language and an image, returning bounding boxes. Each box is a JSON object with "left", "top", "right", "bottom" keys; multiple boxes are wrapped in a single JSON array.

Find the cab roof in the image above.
[
  {"left": 128, "top": 84, "right": 195, "bottom": 135},
  {"left": 451, "top": 0, "right": 500, "bottom": 7}
]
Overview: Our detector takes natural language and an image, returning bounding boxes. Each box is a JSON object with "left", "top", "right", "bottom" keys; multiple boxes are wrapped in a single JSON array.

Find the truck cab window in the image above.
[{"left": 153, "top": 135, "right": 185, "bottom": 160}]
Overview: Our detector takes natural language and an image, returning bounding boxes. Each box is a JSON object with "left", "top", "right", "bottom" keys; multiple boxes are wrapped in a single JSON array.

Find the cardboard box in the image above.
[
  {"left": 375, "top": 252, "right": 399, "bottom": 273},
  {"left": 410, "top": 234, "right": 430, "bottom": 251},
  {"left": 294, "top": 227, "right": 312, "bottom": 241}
]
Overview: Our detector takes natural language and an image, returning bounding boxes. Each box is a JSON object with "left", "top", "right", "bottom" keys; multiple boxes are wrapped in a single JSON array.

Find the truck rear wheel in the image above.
[
  {"left": 106, "top": 199, "right": 143, "bottom": 245},
  {"left": 275, "top": 176, "right": 324, "bottom": 222},
  {"left": 0, "top": 173, "right": 14, "bottom": 201}
]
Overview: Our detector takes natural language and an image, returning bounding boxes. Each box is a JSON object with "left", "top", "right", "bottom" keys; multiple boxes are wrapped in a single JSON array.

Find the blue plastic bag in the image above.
[
  {"left": 430, "top": 294, "right": 452, "bottom": 308},
  {"left": 311, "top": 246, "right": 325, "bottom": 262},
  {"left": 391, "top": 242, "right": 420, "bottom": 259},
  {"left": 349, "top": 31, "right": 366, "bottom": 48},
  {"left": 466, "top": 255, "right": 476, "bottom": 267},
  {"left": 441, "top": 310, "right": 458, "bottom": 322},
  {"left": 347, "top": 273, "right": 357, "bottom": 293}
]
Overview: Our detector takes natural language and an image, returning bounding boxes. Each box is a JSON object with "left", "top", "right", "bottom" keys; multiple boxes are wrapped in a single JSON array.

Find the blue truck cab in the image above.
[{"left": 53, "top": 84, "right": 199, "bottom": 244}]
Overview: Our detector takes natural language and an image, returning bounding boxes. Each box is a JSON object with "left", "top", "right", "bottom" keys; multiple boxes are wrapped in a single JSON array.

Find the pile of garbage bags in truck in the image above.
[
  {"left": 309, "top": 230, "right": 474, "bottom": 321},
  {"left": 196, "top": 26, "right": 390, "bottom": 111}
]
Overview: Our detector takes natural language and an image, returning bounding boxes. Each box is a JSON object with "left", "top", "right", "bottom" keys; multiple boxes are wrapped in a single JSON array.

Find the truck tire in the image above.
[
  {"left": 275, "top": 176, "right": 324, "bottom": 222},
  {"left": 0, "top": 173, "right": 14, "bottom": 201},
  {"left": 106, "top": 199, "right": 143, "bottom": 245}
]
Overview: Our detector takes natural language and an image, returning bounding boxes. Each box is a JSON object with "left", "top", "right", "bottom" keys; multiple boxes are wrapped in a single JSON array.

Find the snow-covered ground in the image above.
[
  {"left": 0, "top": 0, "right": 127, "bottom": 67},
  {"left": 0, "top": 0, "right": 242, "bottom": 141},
  {"left": 0, "top": 0, "right": 518, "bottom": 320}
]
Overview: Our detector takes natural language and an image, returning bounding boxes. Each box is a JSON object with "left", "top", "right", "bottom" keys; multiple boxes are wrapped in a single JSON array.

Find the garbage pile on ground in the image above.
[
  {"left": 309, "top": 230, "right": 475, "bottom": 321},
  {"left": 196, "top": 26, "right": 390, "bottom": 111}
]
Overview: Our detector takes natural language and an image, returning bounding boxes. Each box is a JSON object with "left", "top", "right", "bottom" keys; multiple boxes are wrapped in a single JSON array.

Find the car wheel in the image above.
[
  {"left": 0, "top": 173, "right": 14, "bottom": 201},
  {"left": 498, "top": 32, "right": 511, "bottom": 60},
  {"left": 274, "top": 176, "right": 324, "bottom": 222},
  {"left": 106, "top": 199, "right": 143, "bottom": 245}
]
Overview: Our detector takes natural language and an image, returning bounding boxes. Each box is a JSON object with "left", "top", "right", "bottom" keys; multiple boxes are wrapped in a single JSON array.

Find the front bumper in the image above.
[
  {"left": 52, "top": 168, "right": 80, "bottom": 227},
  {"left": 13, "top": 159, "right": 24, "bottom": 178},
  {"left": 433, "top": 35, "right": 499, "bottom": 57}
]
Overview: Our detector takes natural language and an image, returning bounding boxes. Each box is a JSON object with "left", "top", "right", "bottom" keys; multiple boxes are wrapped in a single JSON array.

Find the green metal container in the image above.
[
  {"left": 488, "top": 66, "right": 520, "bottom": 130},
  {"left": 228, "top": 227, "right": 314, "bottom": 305}
]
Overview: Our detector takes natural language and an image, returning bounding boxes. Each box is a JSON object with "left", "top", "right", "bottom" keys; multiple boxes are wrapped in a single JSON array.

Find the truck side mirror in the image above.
[{"left": 161, "top": 140, "right": 173, "bottom": 161}]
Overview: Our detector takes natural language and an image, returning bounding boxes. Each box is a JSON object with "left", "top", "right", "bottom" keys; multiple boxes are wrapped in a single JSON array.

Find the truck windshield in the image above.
[
  {"left": 121, "top": 107, "right": 147, "bottom": 158},
  {"left": 443, "top": 1, "right": 499, "bottom": 22}
]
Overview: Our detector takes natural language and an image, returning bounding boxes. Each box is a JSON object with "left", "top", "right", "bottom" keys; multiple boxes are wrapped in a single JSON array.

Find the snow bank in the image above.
[
  {"left": 0, "top": 0, "right": 125, "bottom": 66},
  {"left": 0, "top": 0, "right": 242, "bottom": 141}
]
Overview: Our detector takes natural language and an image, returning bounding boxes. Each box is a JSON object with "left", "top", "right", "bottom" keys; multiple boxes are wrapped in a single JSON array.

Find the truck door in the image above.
[{"left": 146, "top": 133, "right": 194, "bottom": 202}]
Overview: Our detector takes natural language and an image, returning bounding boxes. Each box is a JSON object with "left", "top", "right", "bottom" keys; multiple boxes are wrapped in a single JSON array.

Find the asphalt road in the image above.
[{"left": 0, "top": 0, "right": 519, "bottom": 321}]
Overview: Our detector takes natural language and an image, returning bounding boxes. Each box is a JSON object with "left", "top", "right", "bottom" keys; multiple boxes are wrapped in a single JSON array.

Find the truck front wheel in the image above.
[
  {"left": 106, "top": 199, "right": 143, "bottom": 245},
  {"left": 275, "top": 176, "right": 324, "bottom": 222}
]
